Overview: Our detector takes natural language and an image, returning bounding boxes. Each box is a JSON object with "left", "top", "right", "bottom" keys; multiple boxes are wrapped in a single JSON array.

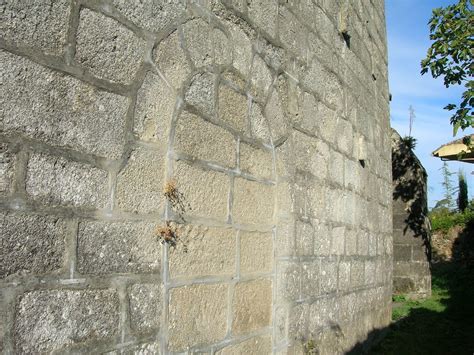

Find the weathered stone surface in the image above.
[
  {"left": 221, "top": 71, "right": 247, "bottom": 90},
  {"left": 247, "top": 0, "right": 278, "bottom": 38},
  {"left": 336, "top": 118, "right": 354, "bottom": 155},
  {"left": 168, "top": 284, "right": 228, "bottom": 351},
  {"left": 182, "top": 19, "right": 213, "bottom": 68},
  {"left": 265, "top": 89, "right": 289, "bottom": 142},
  {"left": 338, "top": 260, "right": 351, "bottom": 292},
  {"left": 173, "top": 162, "right": 229, "bottom": 221},
  {"left": 76, "top": 9, "right": 146, "bottom": 84},
  {"left": 250, "top": 55, "right": 273, "bottom": 100},
  {"left": 344, "top": 158, "right": 360, "bottom": 191},
  {"left": 277, "top": 260, "right": 300, "bottom": 299},
  {"left": 393, "top": 274, "right": 430, "bottom": 296},
  {"left": 77, "top": 221, "right": 160, "bottom": 274},
  {"left": 301, "top": 260, "right": 319, "bottom": 298},
  {"left": 308, "top": 297, "right": 337, "bottom": 331},
  {"left": 182, "top": 18, "right": 231, "bottom": 68},
  {"left": 213, "top": 28, "right": 233, "bottom": 66},
  {"left": 296, "top": 220, "right": 314, "bottom": 256},
  {"left": 358, "top": 230, "right": 369, "bottom": 256},
  {"left": 113, "top": 0, "right": 185, "bottom": 33},
  {"left": 129, "top": 283, "right": 161, "bottom": 332},
  {"left": 288, "top": 303, "right": 308, "bottom": 340},
  {"left": 250, "top": 101, "right": 271, "bottom": 143},
  {"left": 239, "top": 143, "right": 273, "bottom": 179},
  {"left": 184, "top": 72, "right": 216, "bottom": 117},
  {"left": 1, "top": 212, "right": 66, "bottom": 278},
  {"left": 314, "top": 102, "right": 338, "bottom": 143},
  {"left": 295, "top": 91, "right": 318, "bottom": 134},
  {"left": 115, "top": 147, "right": 165, "bottom": 214},
  {"left": 350, "top": 260, "right": 365, "bottom": 288},
  {"left": 320, "top": 260, "right": 338, "bottom": 294},
  {"left": 324, "top": 75, "right": 344, "bottom": 112},
  {"left": 291, "top": 131, "right": 329, "bottom": 181},
  {"left": 26, "top": 153, "right": 108, "bottom": 208},
  {"left": 217, "top": 336, "right": 271, "bottom": 354},
  {"left": 368, "top": 233, "right": 377, "bottom": 256},
  {"left": 0, "top": 0, "right": 69, "bottom": 55},
  {"left": 228, "top": 24, "right": 253, "bottom": 77},
  {"left": 124, "top": 342, "right": 161, "bottom": 355},
  {"left": 329, "top": 150, "right": 345, "bottom": 186},
  {"left": 154, "top": 30, "right": 191, "bottom": 89},
  {"left": 0, "top": 143, "right": 15, "bottom": 195},
  {"left": 275, "top": 219, "right": 295, "bottom": 257},
  {"left": 0, "top": 1, "right": 393, "bottom": 353},
  {"left": 331, "top": 226, "right": 345, "bottom": 255},
  {"left": 134, "top": 71, "right": 175, "bottom": 144},
  {"left": 345, "top": 228, "right": 358, "bottom": 255},
  {"left": 225, "top": 0, "right": 247, "bottom": 13},
  {"left": 107, "top": 341, "right": 161, "bottom": 355},
  {"left": 218, "top": 84, "right": 248, "bottom": 133},
  {"left": 233, "top": 279, "right": 272, "bottom": 334},
  {"left": 278, "top": 6, "right": 306, "bottom": 57},
  {"left": 240, "top": 231, "right": 273, "bottom": 274},
  {"left": 0, "top": 51, "right": 128, "bottom": 159},
  {"left": 306, "top": 29, "right": 338, "bottom": 72},
  {"left": 302, "top": 60, "right": 343, "bottom": 114},
  {"left": 174, "top": 111, "right": 236, "bottom": 167},
  {"left": 393, "top": 244, "right": 412, "bottom": 262},
  {"left": 233, "top": 178, "right": 274, "bottom": 225},
  {"left": 314, "top": 222, "right": 331, "bottom": 256},
  {"left": 307, "top": 184, "right": 329, "bottom": 220},
  {"left": 14, "top": 290, "right": 119, "bottom": 353},
  {"left": 365, "top": 260, "right": 376, "bottom": 285},
  {"left": 169, "top": 225, "right": 236, "bottom": 278},
  {"left": 276, "top": 181, "right": 293, "bottom": 218}
]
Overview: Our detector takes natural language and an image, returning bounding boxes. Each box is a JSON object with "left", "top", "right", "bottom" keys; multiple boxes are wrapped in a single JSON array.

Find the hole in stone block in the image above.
[
  {"left": 359, "top": 159, "right": 366, "bottom": 168},
  {"left": 341, "top": 31, "right": 351, "bottom": 48}
]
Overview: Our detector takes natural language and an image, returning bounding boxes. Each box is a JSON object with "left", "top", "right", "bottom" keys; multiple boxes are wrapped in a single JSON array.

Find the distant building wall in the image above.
[
  {"left": 392, "top": 130, "right": 431, "bottom": 298},
  {"left": 1, "top": 1, "right": 392, "bottom": 353}
]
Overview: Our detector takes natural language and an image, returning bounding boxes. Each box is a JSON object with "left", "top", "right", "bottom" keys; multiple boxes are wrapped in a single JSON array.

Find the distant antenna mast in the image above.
[{"left": 408, "top": 105, "right": 416, "bottom": 137}]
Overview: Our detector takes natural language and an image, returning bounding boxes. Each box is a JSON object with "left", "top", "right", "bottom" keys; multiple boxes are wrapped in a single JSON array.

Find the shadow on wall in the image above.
[
  {"left": 347, "top": 220, "right": 474, "bottom": 355},
  {"left": 392, "top": 134, "right": 431, "bottom": 261}
]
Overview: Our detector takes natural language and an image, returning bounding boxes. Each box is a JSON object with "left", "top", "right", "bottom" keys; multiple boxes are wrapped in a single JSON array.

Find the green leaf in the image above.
[{"left": 421, "top": 0, "right": 474, "bottom": 136}]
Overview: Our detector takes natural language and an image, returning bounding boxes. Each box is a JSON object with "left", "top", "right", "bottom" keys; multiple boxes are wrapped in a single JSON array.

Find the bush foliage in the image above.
[{"left": 430, "top": 208, "right": 474, "bottom": 232}]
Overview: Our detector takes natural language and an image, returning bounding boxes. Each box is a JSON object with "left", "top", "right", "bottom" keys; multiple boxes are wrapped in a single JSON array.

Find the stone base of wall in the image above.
[{"left": 393, "top": 260, "right": 431, "bottom": 299}]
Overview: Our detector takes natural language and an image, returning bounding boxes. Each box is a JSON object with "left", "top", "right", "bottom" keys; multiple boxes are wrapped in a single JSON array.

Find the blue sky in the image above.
[{"left": 385, "top": 0, "right": 473, "bottom": 208}]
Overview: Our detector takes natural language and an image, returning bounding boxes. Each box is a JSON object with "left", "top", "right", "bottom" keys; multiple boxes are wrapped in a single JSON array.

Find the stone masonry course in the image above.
[{"left": 0, "top": 0, "right": 392, "bottom": 353}]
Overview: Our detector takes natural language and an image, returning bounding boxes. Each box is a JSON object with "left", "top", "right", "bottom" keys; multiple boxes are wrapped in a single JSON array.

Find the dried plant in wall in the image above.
[
  {"left": 163, "top": 179, "right": 191, "bottom": 220},
  {"left": 156, "top": 179, "right": 190, "bottom": 251},
  {"left": 155, "top": 221, "right": 187, "bottom": 252}
]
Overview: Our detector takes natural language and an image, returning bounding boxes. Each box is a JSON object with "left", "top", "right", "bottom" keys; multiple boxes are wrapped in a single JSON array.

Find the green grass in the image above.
[
  {"left": 391, "top": 283, "right": 448, "bottom": 322},
  {"left": 370, "top": 263, "right": 474, "bottom": 355}
]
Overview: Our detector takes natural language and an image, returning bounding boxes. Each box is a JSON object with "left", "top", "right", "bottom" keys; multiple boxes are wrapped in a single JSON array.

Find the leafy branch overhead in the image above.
[{"left": 421, "top": 0, "right": 474, "bottom": 136}]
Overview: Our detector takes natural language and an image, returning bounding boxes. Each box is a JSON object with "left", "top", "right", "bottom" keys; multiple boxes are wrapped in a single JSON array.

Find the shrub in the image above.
[{"left": 430, "top": 209, "right": 474, "bottom": 233}]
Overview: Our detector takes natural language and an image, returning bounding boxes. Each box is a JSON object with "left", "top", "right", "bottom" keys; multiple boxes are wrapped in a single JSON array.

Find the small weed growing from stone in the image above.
[
  {"left": 401, "top": 135, "right": 417, "bottom": 150},
  {"left": 157, "top": 180, "right": 190, "bottom": 251},
  {"left": 163, "top": 179, "right": 191, "bottom": 219},
  {"left": 304, "top": 339, "right": 318, "bottom": 354},
  {"left": 155, "top": 221, "right": 187, "bottom": 251}
]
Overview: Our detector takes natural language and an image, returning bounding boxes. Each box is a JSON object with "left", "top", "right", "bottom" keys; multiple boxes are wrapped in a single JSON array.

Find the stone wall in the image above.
[
  {"left": 392, "top": 130, "right": 431, "bottom": 298},
  {"left": 1, "top": 0, "right": 392, "bottom": 353}
]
